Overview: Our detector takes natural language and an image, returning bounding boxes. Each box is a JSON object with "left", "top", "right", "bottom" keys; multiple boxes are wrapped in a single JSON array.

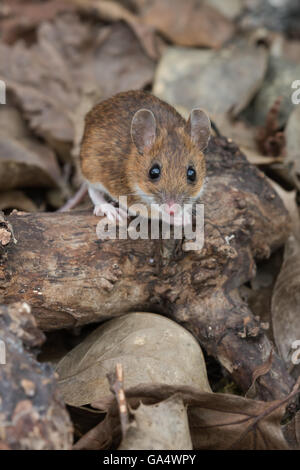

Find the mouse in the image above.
[{"left": 80, "top": 90, "right": 211, "bottom": 224}]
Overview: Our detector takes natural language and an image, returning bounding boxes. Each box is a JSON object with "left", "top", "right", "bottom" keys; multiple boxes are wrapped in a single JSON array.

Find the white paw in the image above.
[{"left": 94, "top": 203, "right": 127, "bottom": 224}]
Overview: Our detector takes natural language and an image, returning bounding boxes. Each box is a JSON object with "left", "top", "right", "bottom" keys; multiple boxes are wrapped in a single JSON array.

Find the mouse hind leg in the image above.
[{"left": 88, "top": 186, "right": 127, "bottom": 223}]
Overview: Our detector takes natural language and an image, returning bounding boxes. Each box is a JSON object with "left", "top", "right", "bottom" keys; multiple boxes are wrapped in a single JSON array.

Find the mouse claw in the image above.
[
  {"left": 94, "top": 203, "right": 128, "bottom": 225},
  {"left": 93, "top": 205, "right": 104, "bottom": 217}
]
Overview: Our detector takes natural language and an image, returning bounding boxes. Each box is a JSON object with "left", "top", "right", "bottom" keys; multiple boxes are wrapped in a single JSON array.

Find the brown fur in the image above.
[{"left": 80, "top": 90, "right": 207, "bottom": 208}]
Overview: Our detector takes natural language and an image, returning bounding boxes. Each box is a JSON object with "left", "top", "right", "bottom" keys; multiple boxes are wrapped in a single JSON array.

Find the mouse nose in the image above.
[{"left": 165, "top": 202, "right": 177, "bottom": 216}]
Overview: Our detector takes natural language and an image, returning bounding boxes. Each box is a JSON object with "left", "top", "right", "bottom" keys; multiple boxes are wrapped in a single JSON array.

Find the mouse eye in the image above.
[
  {"left": 149, "top": 164, "right": 161, "bottom": 180},
  {"left": 187, "top": 167, "right": 196, "bottom": 183}
]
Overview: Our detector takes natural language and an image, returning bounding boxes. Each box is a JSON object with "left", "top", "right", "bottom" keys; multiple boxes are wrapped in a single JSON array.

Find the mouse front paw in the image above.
[{"left": 94, "top": 203, "right": 128, "bottom": 224}]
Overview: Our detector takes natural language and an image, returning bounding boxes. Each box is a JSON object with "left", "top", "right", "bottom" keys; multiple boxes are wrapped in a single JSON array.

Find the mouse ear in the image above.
[
  {"left": 131, "top": 108, "right": 156, "bottom": 154},
  {"left": 186, "top": 108, "right": 211, "bottom": 151}
]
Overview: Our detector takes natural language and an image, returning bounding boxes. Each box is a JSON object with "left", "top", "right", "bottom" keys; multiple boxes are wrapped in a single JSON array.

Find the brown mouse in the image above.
[{"left": 80, "top": 90, "right": 211, "bottom": 224}]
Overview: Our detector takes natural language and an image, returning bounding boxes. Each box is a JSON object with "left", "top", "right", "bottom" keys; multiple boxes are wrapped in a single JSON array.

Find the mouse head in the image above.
[{"left": 128, "top": 107, "right": 211, "bottom": 220}]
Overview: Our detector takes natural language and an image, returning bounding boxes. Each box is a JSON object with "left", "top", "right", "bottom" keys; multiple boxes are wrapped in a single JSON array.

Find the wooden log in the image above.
[
  {"left": 0, "top": 137, "right": 294, "bottom": 400},
  {"left": 0, "top": 302, "right": 73, "bottom": 449}
]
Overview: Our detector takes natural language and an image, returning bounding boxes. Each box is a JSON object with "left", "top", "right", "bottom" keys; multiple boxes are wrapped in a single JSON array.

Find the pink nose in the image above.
[{"left": 165, "top": 202, "right": 176, "bottom": 216}]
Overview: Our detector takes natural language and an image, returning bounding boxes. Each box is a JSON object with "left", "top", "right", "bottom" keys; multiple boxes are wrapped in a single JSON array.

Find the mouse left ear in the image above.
[
  {"left": 186, "top": 108, "right": 211, "bottom": 151},
  {"left": 131, "top": 108, "right": 156, "bottom": 155}
]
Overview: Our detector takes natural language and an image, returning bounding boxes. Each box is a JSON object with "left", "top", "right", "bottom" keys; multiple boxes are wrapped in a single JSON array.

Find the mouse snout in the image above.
[
  {"left": 164, "top": 201, "right": 182, "bottom": 216},
  {"left": 165, "top": 201, "right": 176, "bottom": 215}
]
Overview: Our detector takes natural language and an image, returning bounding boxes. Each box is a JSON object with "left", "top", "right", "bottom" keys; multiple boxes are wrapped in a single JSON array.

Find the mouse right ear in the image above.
[
  {"left": 131, "top": 108, "right": 156, "bottom": 155},
  {"left": 186, "top": 108, "right": 211, "bottom": 151}
]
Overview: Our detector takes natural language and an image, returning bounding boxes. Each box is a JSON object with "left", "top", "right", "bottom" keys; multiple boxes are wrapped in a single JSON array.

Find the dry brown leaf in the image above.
[
  {"left": 203, "top": 0, "right": 243, "bottom": 20},
  {"left": 282, "top": 411, "right": 300, "bottom": 449},
  {"left": 267, "top": 179, "right": 300, "bottom": 370},
  {"left": 210, "top": 113, "right": 258, "bottom": 149},
  {"left": 285, "top": 105, "right": 300, "bottom": 190},
  {"left": 88, "top": 383, "right": 298, "bottom": 450},
  {"left": 0, "top": 0, "right": 75, "bottom": 44},
  {"left": 269, "top": 179, "right": 300, "bottom": 237},
  {"left": 246, "top": 349, "right": 274, "bottom": 399},
  {"left": 0, "top": 106, "right": 62, "bottom": 190},
  {"left": 0, "top": 190, "right": 39, "bottom": 212},
  {"left": 139, "top": 0, "right": 234, "bottom": 48},
  {"left": 271, "top": 35, "right": 300, "bottom": 64},
  {"left": 205, "top": 113, "right": 281, "bottom": 166},
  {"left": 207, "top": 113, "right": 281, "bottom": 166},
  {"left": 71, "top": 0, "right": 161, "bottom": 60},
  {"left": 271, "top": 234, "right": 300, "bottom": 367},
  {"left": 153, "top": 42, "right": 268, "bottom": 115},
  {"left": 247, "top": 56, "right": 300, "bottom": 128},
  {"left": 93, "top": 22, "right": 155, "bottom": 102},
  {"left": 56, "top": 313, "right": 211, "bottom": 407},
  {"left": 240, "top": 147, "right": 281, "bottom": 166},
  {"left": 118, "top": 396, "right": 192, "bottom": 450},
  {"left": 0, "top": 13, "right": 155, "bottom": 160},
  {"left": 73, "top": 413, "right": 114, "bottom": 450},
  {"left": 105, "top": 363, "right": 192, "bottom": 450}
]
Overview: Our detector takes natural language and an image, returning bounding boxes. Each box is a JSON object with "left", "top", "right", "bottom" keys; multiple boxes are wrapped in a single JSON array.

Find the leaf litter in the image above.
[{"left": 0, "top": 0, "right": 299, "bottom": 450}]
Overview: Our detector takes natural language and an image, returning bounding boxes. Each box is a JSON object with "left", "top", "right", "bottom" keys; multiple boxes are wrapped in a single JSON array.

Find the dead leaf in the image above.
[
  {"left": 246, "top": 349, "right": 274, "bottom": 399},
  {"left": 153, "top": 42, "right": 268, "bottom": 115},
  {"left": 56, "top": 312, "right": 211, "bottom": 407},
  {"left": 0, "top": 14, "right": 155, "bottom": 160},
  {"left": 72, "top": 0, "right": 161, "bottom": 60},
  {"left": 0, "top": 0, "right": 75, "bottom": 44},
  {"left": 210, "top": 113, "right": 258, "bottom": 149},
  {"left": 246, "top": 56, "right": 300, "bottom": 127},
  {"left": 270, "top": 35, "right": 300, "bottom": 64},
  {"left": 282, "top": 411, "right": 300, "bottom": 449},
  {"left": 73, "top": 413, "right": 114, "bottom": 450},
  {"left": 267, "top": 178, "right": 300, "bottom": 371},
  {"left": 0, "top": 106, "right": 62, "bottom": 190},
  {"left": 271, "top": 234, "right": 300, "bottom": 367},
  {"left": 206, "top": 113, "right": 281, "bottom": 166},
  {"left": 203, "top": 0, "right": 244, "bottom": 20},
  {"left": 139, "top": 0, "right": 234, "bottom": 48},
  {"left": 89, "top": 383, "right": 298, "bottom": 450},
  {"left": 119, "top": 396, "right": 192, "bottom": 450},
  {"left": 105, "top": 364, "right": 192, "bottom": 450},
  {"left": 285, "top": 104, "right": 300, "bottom": 189},
  {"left": 240, "top": 147, "right": 281, "bottom": 166},
  {"left": 93, "top": 22, "right": 155, "bottom": 101},
  {"left": 269, "top": 179, "right": 300, "bottom": 237},
  {"left": 0, "top": 190, "right": 39, "bottom": 212}
]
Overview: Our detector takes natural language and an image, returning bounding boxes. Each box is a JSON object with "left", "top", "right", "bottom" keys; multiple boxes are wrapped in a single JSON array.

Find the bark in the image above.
[
  {"left": 0, "top": 137, "right": 294, "bottom": 400},
  {"left": 0, "top": 302, "right": 73, "bottom": 450}
]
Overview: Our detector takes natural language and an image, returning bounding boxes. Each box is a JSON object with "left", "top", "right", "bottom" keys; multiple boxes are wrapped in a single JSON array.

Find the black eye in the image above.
[
  {"left": 187, "top": 167, "right": 196, "bottom": 183},
  {"left": 149, "top": 164, "right": 161, "bottom": 180}
]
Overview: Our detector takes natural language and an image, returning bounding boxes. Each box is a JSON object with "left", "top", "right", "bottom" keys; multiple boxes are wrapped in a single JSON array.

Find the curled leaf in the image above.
[
  {"left": 56, "top": 312, "right": 211, "bottom": 407},
  {"left": 87, "top": 383, "right": 297, "bottom": 450}
]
